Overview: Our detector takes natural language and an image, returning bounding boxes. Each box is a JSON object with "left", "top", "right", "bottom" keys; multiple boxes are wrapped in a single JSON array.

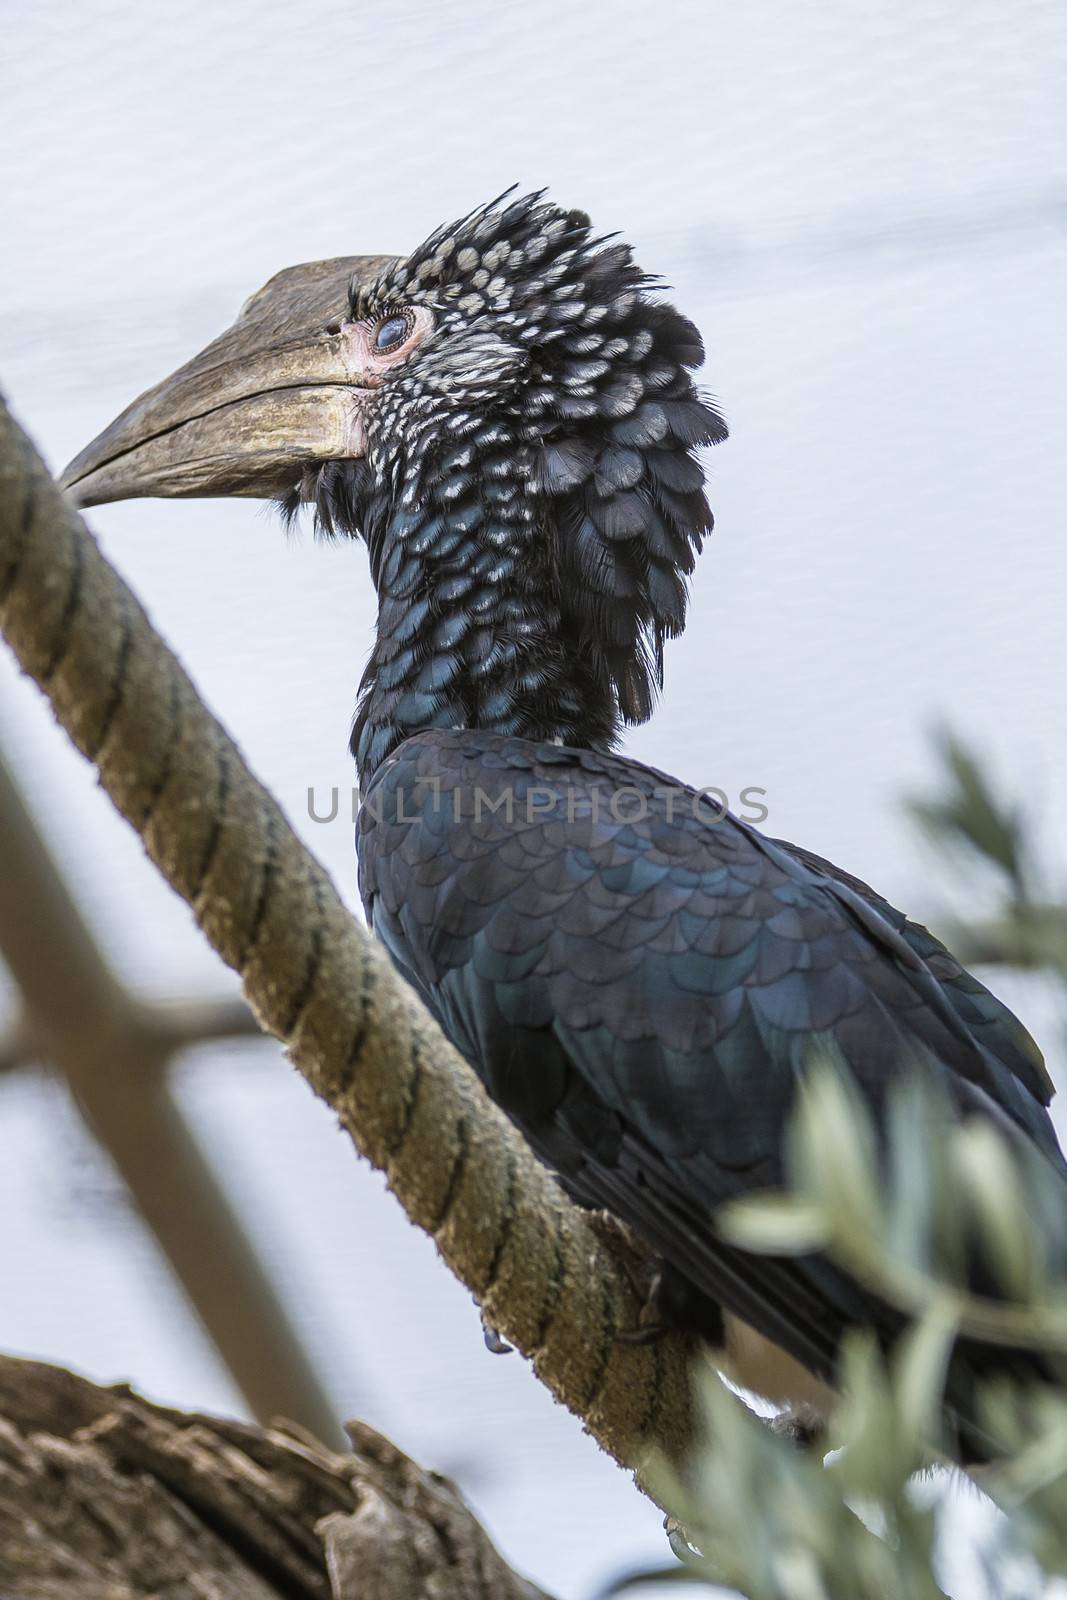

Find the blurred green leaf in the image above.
[
  {"left": 892, "top": 1295, "right": 957, "bottom": 1450},
  {"left": 718, "top": 1195, "right": 829, "bottom": 1254},
  {"left": 906, "top": 730, "right": 1029, "bottom": 896}
]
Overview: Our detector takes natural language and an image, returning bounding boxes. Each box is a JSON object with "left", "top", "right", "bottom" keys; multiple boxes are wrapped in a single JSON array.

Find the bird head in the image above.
[{"left": 61, "top": 192, "right": 728, "bottom": 758}]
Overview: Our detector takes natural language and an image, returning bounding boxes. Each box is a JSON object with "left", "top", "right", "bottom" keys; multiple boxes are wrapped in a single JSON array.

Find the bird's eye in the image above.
[{"left": 374, "top": 313, "right": 412, "bottom": 353}]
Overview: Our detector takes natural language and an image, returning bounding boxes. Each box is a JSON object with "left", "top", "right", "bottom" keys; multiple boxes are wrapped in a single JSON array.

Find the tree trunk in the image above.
[{"left": 0, "top": 1354, "right": 553, "bottom": 1600}]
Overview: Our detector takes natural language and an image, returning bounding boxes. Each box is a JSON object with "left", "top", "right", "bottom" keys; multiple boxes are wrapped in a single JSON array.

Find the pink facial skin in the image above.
[
  {"left": 295, "top": 303, "right": 436, "bottom": 475},
  {"left": 335, "top": 303, "right": 436, "bottom": 388},
  {"left": 330, "top": 303, "right": 435, "bottom": 459}
]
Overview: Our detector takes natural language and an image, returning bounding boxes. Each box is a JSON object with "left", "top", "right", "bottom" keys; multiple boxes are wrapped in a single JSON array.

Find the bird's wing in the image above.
[
  {"left": 774, "top": 837, "right": 1055, "bottom": 1110},
  {"left": 357, "top": 728, "right": 1063, "bottom": 1388}
]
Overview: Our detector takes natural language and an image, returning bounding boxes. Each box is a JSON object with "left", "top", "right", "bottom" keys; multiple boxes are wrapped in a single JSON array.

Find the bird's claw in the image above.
[
  {"left": 616, "top": 1267, "right": 670, "bottom": 1345},
  {"left": 664, "top": 1514, "right": 705, "bottom": 1565},
  {"left": 482, "top": 1323, "right": 512, "bottom": 1355},
  {"left": 614, "top": 1320, "right": 669, "bottom": 1346},
  {"left": 770, "top": 1404, "right": 826, "bottom": 1452}
]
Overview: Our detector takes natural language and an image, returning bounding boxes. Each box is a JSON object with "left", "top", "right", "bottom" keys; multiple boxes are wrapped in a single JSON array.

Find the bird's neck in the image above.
[{"left": 351, "top": 464, "right": 619, "bottom": 783}]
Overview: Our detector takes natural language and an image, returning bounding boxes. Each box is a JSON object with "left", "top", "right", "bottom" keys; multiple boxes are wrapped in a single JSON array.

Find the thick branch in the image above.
[
  {"left": 0, "top": 1352, "right": 552, "bottom": 1599},
  {"left": 0, "top": 394, "right": 696, "bottom": 1486}
]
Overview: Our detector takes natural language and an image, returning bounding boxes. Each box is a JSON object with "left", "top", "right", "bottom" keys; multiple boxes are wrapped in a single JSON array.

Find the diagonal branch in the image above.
[
  {"left": 0, "top": 744, "right": 343, "bottom": 1446},
  {"left": 0, "top": 392, "right": 696, "bottom": 1488}
]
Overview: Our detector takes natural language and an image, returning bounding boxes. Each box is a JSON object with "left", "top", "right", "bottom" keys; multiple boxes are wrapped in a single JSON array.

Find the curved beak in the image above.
[{"left": 59, "top": 254, "right": 399, "bottom": 509}]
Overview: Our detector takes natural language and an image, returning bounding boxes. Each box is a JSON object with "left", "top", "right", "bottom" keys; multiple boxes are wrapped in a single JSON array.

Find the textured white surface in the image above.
[{"left": 2, "top": 3, "right": 1066, "bottom": 1593}]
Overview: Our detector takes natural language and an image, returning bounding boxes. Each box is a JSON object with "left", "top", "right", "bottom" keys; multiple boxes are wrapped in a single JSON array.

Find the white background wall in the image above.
[{"left": 2, "top": 3, "right": 1066, "bottom": 1593}]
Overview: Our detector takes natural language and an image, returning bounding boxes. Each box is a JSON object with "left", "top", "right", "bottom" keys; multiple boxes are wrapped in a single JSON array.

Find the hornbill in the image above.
[{"left": 62, "top": 192, "right": 1066, "bottom": 1460}]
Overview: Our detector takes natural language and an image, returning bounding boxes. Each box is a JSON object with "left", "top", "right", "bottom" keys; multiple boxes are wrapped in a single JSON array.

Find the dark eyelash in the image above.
[
  {"left": 323, "top": 303, "right": 412, "bottom": 341},
  {"left": 370, "top": 308, "right": 414, "bottom": 348}
]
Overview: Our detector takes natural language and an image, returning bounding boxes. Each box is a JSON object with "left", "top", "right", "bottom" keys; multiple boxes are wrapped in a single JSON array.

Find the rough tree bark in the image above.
[
  {"left": 0, "top": 394, "right": 697, "bottom": 1490},
  {"left": 0, "top": 1353, "right": 553, "bottom": 1599}
]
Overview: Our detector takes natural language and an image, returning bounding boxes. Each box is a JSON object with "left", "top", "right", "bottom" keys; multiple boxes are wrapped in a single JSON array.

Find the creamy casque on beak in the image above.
[{"left": 59, "top": 254, "right": 399, "bottom": 509}]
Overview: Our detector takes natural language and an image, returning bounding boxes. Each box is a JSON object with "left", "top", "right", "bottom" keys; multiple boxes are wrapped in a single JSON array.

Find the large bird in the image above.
[{"left": 62, "top": 192, "right": 1065, "bottom": 1458}]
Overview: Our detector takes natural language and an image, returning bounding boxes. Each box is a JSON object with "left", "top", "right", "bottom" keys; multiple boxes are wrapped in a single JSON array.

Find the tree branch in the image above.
[
  {"left": 0, "top": 744, "right": 344, "bottom": 1446},
  {"left": 0, "top": 393, "right": 697, "bottom": 1489}
]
